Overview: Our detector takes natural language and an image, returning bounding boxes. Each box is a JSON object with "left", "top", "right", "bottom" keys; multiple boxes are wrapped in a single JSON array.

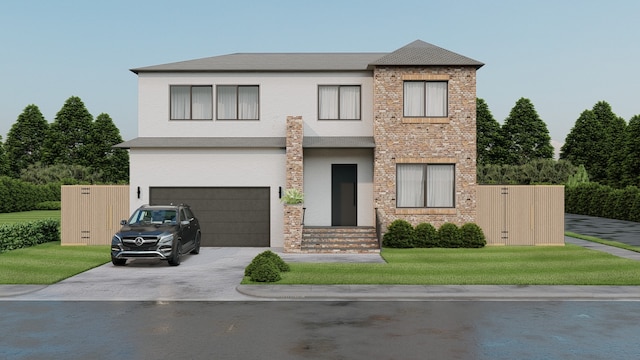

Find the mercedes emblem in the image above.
[{"left": 134, "top": 237, "right": 145, "bottom": 246}]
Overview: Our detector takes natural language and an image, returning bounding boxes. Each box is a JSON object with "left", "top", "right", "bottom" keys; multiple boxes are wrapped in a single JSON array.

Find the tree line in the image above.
[
  {"left": 476, "top": 97, "right": 640, "bottom": 189},
  {"left": 0, "top": 96, "right": 128, "bottom": 184}
]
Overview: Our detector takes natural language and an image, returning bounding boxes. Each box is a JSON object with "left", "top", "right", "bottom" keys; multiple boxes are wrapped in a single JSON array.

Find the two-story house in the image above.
[{"left": 117, "top": 40, "right": 483, "bottom": 252}]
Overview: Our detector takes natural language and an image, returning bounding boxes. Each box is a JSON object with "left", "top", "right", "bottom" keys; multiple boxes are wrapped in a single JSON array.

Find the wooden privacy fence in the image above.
[
  {"left": 61, "top": 185, "right": 564, "bottom": 246},
  {"left": 61, "top": 185, "right": 129, "bottom": 246},
  {"left": 476, "top": 185, "right": 565, "bottom": 246}
]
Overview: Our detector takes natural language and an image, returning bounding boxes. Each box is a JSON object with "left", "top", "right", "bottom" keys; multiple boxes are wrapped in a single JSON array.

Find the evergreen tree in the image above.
[
  {"left": 476, "top": 98, "right": 504, "bottom": 165},
  {"left": 42, "top": 96, "right": 93, "bottom": 166},
  {"left": 592, "top": 101, "right": 627, "bottom": 187},
  {"left": 0, "top": 136, "right": 9, "bottom": 176},
  {"left": 622, "top": 115, "right": 640, "bottom": 187},
  {"left": 4, "top": 104, "right": 49, "bottom": 177},
  {"left": 87, "top": 113, "right": 129, "bottom": 183},
  {"left": 560, "top": 109, "right": 604, "bottom": 181},
  {"left": 501, "top": 98, "right": 554, "bottom": 165}
]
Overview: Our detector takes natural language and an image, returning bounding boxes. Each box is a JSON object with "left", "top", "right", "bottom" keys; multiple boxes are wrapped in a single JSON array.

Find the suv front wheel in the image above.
[{"left": 168, "top": 241, "right": 182, "bottom": 266}]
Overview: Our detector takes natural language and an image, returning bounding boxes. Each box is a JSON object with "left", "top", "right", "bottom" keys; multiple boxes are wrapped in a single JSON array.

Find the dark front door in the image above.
[{"left": 332, "top": 164, "right": 357, "bottom": 226}]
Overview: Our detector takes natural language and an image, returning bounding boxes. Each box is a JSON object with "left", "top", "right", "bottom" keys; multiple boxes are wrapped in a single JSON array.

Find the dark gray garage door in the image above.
[{"left": 149, "top": 187, "right": 270, "bottom": 247}]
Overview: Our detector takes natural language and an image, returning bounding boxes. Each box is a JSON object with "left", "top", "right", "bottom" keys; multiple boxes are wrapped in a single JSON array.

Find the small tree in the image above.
[
  {"left": 42, "top": 96, "right": 93, "bottom": 166},
  {"left": 476, "top": 98, "right": 505, "bottom": 165},
  {"left": 86, "top": 113, "right": 129, "bottom": 183},
  {"left": 501, "top": 98, "right": 553, "bottom": 165},
  {"left": 4, "top": 104, "right": 49, "bottom": 177}
]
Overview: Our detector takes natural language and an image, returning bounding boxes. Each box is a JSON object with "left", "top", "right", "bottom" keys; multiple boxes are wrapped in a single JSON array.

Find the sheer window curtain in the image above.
[
  {"left": 427, "top": 165, "right": 454, "bottom": 207},
  {"left": 191, "top": 86, "right": 212, "bottom": 119},
  {"left": 170, "top": 86, "right": 190, "bottom": 119},
  {"left": 217, "top": 86, "right": 237, "bottom": 119},
  {"left": 426, "top": 82, "right": 448, "bottom": 117},
  {"left": 238, "top": 86, "right": 258, "bottom": 119},
  {"left": 319, "top": 86, "right": 338, "bottom": 119},
  {"left": 339, "top": 86, "right": 360, "bottom": 119},
  {"left": 404, "top": 82, "right": 425, "bottom": 117},
  {"left": 397, "top": 164, "right": 425, "bottom": 207}
]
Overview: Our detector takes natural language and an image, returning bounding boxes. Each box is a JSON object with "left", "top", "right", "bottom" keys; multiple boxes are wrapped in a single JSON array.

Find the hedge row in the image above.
[
  {"left": 382, "top": 220, "right": 486, "bottom": 248},
  {"left": 0, "top": 219, "right": 60, "bottom": 253},
  {"left": 0, "top": 177, "right": 60, "bottom": 213},
  {"left": 565, "top": 183, "right": 640, "bottom": 222}
]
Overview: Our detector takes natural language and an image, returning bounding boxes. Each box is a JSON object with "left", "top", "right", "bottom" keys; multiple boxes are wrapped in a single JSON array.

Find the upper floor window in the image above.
[
  {"left": 397, "top": 163, "right": 455, "bottom": 208},
  {"left": 318, "top": 85, "right": 361, "bottom": 120},
  {"left": 217, "top": 85, "right": 259, "bottom": 120},
  {"left": 403, "top": 81, "right": 448, "bottom": 117},
  {"left": 170, "top": 85, "right": 212, "bottom": 120}
]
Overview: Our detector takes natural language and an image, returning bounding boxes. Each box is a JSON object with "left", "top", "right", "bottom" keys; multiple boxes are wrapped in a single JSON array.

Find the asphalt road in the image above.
[{"left": 2, "top": 301, "right": 640, "bottom": 360}]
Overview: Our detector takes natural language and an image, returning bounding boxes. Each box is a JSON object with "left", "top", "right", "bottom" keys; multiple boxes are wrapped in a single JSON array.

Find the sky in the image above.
[{"left": 1, "top": 0, "right": 639, "bottom": 144}]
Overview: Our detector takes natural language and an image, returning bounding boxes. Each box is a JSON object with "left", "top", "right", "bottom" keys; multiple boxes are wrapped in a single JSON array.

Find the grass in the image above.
[
  {"left": 243, "top": 244, "right": 640, "bottom": 286},
  {"left": 0, "top": 242, "right": 110, "bottom": 284},
  {"left": 0, "top": 210, "right": 61, "bottom": 224}
]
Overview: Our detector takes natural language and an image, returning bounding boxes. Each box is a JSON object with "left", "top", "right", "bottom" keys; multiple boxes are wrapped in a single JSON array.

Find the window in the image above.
[
  {"left": 397, "top": 164, "right": 455, "bottom": 208},
  {"left": 403, "top": 81, "right": 448, "bottom": 117},
  {"left": 318, "top": 85, "right": 361, "bottom": 120},
  {"left": 170, "top": 85, "right": 212, "bottom": 120},
  {"left": 217, "top": 85, "right": 259, "bottom": 120}
]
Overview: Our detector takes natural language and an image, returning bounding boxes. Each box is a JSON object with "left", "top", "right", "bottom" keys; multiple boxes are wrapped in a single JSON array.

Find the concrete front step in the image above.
[{"left": 301, "top": 226, "right": 380, "bottom": 253}]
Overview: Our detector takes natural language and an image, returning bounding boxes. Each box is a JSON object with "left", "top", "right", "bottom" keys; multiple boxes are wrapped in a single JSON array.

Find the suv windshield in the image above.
[{"left": 128, "top": 209, "right": 177, "bottom": 225}]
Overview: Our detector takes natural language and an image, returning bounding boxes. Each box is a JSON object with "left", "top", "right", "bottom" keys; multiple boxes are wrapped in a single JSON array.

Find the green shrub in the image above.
[
  {"left": 0, "top": 219, "right": 60, "bottom": 253},
  {"left": 247, "top": 257, "right": 282, "bottom": 282},
  {"left": 438, "top": 223, "right": 462, "bottom": 248},
  {"left": 0, "top": 176, "right": 61, "bottom": 213},
  {"left": 244, "top": 250, "right": 289, "bottom": 276},
  {"left": 565, "top": 183, "right": 640, "bottom": 223},
  {"left": 414, "top": 223, "right": 438, "bottom": 248},
  {"left": 460, "top": 223, "right": 486, "bottom": 248},
  {"left": 382, "top": 219, "right": 415, "bottom": 248},
  {"left": 35, "top": 201, "right": 61, "bottom": 210}
]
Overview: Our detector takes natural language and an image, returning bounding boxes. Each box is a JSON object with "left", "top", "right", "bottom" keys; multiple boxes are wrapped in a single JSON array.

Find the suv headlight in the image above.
[
  {"left": 112, "top": 234, "right": 122, "bottom": 245},
  {"left": 158, "top": 234, "right": 174, "bottom": 246}
]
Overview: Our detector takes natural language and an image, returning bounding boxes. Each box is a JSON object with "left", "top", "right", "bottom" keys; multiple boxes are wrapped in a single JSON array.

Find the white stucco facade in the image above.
[
  {"left": 136, "top": 72, "right": 374, "bottom": 138},
  {"left": 129, "top": 148, "right": 286, "bottom": 246}
]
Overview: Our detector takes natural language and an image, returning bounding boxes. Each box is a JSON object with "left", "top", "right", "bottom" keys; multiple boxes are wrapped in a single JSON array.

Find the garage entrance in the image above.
[{"left": 149, "top": 187, "right": 270, "bottom": 247}]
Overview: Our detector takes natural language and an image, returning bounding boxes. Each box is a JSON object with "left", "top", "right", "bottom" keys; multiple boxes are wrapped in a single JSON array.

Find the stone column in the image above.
[{"left": 283, "top": 116, "right": 303, "bottom": 252}]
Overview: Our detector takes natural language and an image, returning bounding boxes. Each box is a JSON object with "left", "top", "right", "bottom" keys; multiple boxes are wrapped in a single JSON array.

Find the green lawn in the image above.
[
  {"left": 0, "top": 242, "right": 110, "bottom": 284},
  {"left": 0, "top": 210, "right": 61, "bottom": 224},
  {"left": 244, "top": 245, "right": 640, "bottom": 285}
]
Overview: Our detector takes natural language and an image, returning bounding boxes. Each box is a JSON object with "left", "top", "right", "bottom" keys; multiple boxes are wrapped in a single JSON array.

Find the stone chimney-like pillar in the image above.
[{"left": 283, "top": 116, "right": 303, "bottom": 252}]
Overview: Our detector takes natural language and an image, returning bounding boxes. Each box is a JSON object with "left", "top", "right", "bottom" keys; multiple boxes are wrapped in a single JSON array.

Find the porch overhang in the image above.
[
  {"left": 114, "top": 137, "right": 286, "bottom": 149},
  {"left": 303, "top": 136, "right": 375, "bottom": 149}
]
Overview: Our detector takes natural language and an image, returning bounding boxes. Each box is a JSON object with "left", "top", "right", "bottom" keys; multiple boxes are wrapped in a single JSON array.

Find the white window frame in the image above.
[{"left": 396, "top": 163, "right": 455, "bottom": 208}]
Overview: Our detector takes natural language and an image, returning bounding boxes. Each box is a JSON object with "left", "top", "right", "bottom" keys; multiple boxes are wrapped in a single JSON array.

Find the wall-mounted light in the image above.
[
  {"left": 278, "top": 186, "right": 283, "bottom": 199},
  {"left": 137, "top": 186, "right": 141, "bottom": 199}
]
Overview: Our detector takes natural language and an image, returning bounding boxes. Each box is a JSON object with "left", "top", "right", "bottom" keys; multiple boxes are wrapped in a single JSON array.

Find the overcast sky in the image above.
[{"left": 1, "top": 0, "right": 638, "bottom": 144}]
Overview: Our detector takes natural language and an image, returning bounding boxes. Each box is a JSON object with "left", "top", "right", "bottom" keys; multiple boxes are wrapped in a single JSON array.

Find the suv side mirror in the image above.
[
  {"left": 120, "top": 220, "right": 127, "bottom": 225},
  {"left": 180, "top": 220, "right": 190, "bottom": 226}
]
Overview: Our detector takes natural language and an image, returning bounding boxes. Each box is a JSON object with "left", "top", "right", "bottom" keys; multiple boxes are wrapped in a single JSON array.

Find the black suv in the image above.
[{"left": 111, "top": 204, "right": 201, "bottom": 266}]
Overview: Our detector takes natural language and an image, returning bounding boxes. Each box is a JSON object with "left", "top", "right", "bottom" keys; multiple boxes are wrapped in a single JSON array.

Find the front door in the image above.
[{"left": 331, "top": 164, "right": 357, "bottom": 226}]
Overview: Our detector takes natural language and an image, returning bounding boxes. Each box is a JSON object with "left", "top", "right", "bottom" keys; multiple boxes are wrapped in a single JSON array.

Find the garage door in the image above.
[{"left": 149, "top": 187, "right": 270, "bottom": 247}]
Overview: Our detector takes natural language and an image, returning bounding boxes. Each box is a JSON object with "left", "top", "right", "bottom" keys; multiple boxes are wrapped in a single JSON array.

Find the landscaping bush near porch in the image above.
[{"left": 383, "top": 220, "right": 486, "bottom": 248}]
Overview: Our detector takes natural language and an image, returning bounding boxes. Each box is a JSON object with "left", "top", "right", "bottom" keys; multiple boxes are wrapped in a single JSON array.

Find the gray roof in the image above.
[
  {"left": 370, "top": 40, "right": 484, "bottom": 68},
  {"left": 131, "top": 40, "right": 482, "bottom": 73},
  {"left": 115, "top": 136, "right": 376, "bottom": 149}
]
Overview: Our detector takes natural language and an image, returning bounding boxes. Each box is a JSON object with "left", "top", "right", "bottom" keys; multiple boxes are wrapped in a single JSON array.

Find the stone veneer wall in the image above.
[
  {"left": 373, "top": 66, "right": 478, "bottom": 231},
  {"left": 283, "top": 116, "right": 304, "bottom": 252}
]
